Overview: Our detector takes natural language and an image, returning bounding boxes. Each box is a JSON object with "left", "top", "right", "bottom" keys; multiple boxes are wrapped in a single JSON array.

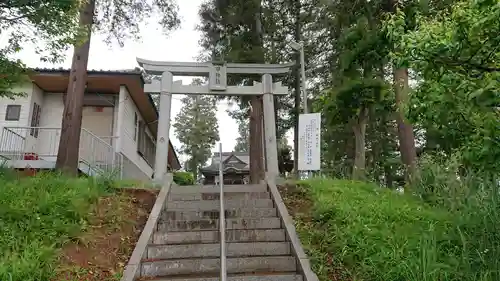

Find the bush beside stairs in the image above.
[{"left": 124, "top": 180, "right": 316, "bottom": 281}]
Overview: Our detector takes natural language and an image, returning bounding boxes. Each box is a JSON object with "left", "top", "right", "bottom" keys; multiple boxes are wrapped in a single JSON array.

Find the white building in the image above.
[{"left": 0, "top": 68, "right": 181, "bottom": 179}]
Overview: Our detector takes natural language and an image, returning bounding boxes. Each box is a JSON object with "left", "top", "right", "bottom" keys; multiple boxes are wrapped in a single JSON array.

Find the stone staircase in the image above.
[{"left": 122, "top": 179, "right": 317, "bottom": 281}]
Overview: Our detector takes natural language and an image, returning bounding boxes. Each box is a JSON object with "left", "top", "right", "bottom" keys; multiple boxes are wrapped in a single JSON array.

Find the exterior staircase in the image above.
[{"left": 122, "top": 177, "right": 318, "bottom": 281}]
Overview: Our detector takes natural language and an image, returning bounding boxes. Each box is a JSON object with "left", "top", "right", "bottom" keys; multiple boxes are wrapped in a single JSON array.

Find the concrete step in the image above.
[
  {"left": 149, "top": 272, "right": 303, "bottom": 281},
  {"left": 147, "top": 242, "right": 291, "bottom": 259},
  {"left": 141, "top": 256, "right": 296, "bottom": 277},
  {"left": 161, "top": 208, "right": 277, "bottom": 221},
  {"left": 169, "top": 192, "right": 270, "bottom": 201},
  {"left": 170, "top": 184, "right": 268, "bottom": 194},
  {"left": 167, "top": 199, "right": 273, "bottom": 210},
  {"left": 158, "top": 218, "right": 281, "bottom": 232},
  {"left": 152, "top": 229, "right": 286, "bottom": 244}
]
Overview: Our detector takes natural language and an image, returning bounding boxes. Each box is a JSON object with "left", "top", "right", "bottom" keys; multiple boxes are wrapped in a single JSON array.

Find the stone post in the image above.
[
  {"left": 153, "top": 71, "right": 173, "bottom": 183},
  {"left": 262, "top": 74, "right": 279, "bottom": 179}
]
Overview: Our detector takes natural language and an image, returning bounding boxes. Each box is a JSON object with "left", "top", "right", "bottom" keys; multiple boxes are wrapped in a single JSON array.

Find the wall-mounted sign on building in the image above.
[{"left": 298, "top": 113, "right": 321, "bottom": 171}]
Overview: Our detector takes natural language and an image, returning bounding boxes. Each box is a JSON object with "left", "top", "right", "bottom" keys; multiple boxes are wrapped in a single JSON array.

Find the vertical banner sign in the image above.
[{"left": 298, "top": 113, "right": 321, "bottom": 171}]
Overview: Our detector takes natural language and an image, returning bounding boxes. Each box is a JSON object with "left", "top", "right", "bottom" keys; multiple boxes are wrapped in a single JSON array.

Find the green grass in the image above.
[
  {"left": 292, "top": 177, "right": 500, "bottom": 281},
  {"left": 113, "top": 178, "right": 159, "bottom": 189},
  {"left": 0, "top": 169, "right": 111, "bottom": 281}
]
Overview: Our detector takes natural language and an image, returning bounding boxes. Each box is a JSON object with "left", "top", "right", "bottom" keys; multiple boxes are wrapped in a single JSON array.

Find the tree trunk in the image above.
[
  {"left": 249, "top": 95, "right": 264, "bottom": 183},
  {"left": 393, "top": 67, "right": 417, "bottom": 181},
  {"left": 193, "top": 162, "right": 198, "bottom": 182},
  {"left": 55, "top": 0, "right": 95, "bottom": 175},
  {"left": 268, "top": 0, "right": 281, "bottom": 140},
  {"left": 249, "top": 0, "right": 265, "bottom": 183},
  {"left": 368, "top": 107, "right": 380, "bottom": 183},
  {"left": 382, "top": 117, "right": 395, "bottom": 188},
  {"left": 352, "top": 107, "right": 369, "bottom": 180},
  {"left": 292, "top": 0, "right": 301, "bottom": 178}
]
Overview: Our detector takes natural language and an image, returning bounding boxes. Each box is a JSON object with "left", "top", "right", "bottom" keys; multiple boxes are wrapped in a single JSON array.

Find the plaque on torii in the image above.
[
  {"left": 208, "top": 61, "right": 227, "bottom": 91},
  {"left": 136, "top": 58, "right": 293, "bottom": 183}
]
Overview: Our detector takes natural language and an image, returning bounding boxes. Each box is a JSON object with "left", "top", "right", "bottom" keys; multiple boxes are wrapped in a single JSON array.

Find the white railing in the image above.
[
  {"left": 80, "top": 128, "right": 123, "bottom": 176},
  {"left": 218, "top": 143, "right": 227, "bottom": 281},
  {"left": 97, "top": 136, "right": 119, "bottom": 146},
  {"left": 0, "top": 127, "right": 26, "bottom": 160},
  {"left": 0, "top": 126, "right": 123, "bottom": 178},
  {"left": 0, "top": 127, "right": 61, "bottom": 160}
]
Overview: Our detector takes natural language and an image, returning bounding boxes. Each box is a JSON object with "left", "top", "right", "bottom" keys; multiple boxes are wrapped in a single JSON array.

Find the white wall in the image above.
[
  {"left": 0, "top": 83, "right": 34, "bottom": 154},
  {"left": 117, "top": 86, "right": 154, "bottom": 179},
  {"left": 24, "top": 84, "right": 44, "bottom": 154},
  {"left": 81, "top": 106, "right": 114, "bottom": 140},
  {"left": 38, "top": 93, "right": 64, "bottom": 158},
  {"left": 38, "top": 93, "right": 116, "bottom": 159},
  {"left": 0, "top": 83, "right": 33, "bottom": 131}
]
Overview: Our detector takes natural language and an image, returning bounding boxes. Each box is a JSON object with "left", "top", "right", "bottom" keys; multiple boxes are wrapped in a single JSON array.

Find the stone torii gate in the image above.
[{"left": 137, "top": 58, "right": 293, "bottom": 183}]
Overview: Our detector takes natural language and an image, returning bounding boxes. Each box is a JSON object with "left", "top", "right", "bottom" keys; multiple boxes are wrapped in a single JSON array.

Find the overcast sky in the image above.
[{"left": 3, "top": 0, "right": 293, "bottom": 164}]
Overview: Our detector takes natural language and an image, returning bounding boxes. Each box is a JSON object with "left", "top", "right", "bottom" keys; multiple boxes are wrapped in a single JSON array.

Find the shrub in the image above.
[
  {"left": 173, "top": 171, "right": 195, "bottom": 185},
  {"left": 412, "top": 156, "right": 500, "bottom": 281}
]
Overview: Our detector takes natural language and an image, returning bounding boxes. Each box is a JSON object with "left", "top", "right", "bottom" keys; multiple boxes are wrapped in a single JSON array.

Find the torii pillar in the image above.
[{"left": 137, "top": 58, "right": 292, "bottom": 184}]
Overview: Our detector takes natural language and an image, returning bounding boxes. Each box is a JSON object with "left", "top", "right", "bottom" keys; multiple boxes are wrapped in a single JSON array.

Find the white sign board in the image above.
[{"left": 298, "top": 113, "right": 321, "bottom": 171}]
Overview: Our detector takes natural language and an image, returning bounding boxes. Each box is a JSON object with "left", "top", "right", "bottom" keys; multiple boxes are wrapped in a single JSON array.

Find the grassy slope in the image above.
[
  {"left": 282, "top": 178, "right": 499, "bottom": 281},
  {"left": 0, "top": 170, "right": 155, "bottom": 281},
  {"left": 0, "top": 171, "right": 107, "bottom": 280}
]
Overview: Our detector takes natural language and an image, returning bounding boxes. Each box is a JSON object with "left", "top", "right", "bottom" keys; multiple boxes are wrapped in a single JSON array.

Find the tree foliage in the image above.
[
  {"left": 197, "top": 0, "right": 313, "bottom": 149},
  {"left": 0, "top": 0, "right": 181, "bottom": 97},
  {"left": 234, "top": 118, "right": 250, "bottom": 153},
  {"left": 0, "top": 0, "right": 81, "bottom": 97},
  {"left": 388, "top": 0, "right": 500, "bottom": 174},
  {"left": 198, "top": 0, "right": 499, "bottom": 184},
  {"left": 94, "top": 0, "right": 180, "bottom": 45}
]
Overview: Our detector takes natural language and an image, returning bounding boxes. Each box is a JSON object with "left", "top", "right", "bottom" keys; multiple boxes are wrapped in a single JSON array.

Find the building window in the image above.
[
  {"left": 137, "top": 119, "right": 144, "bottom": 151},
  {"left": 133, "top": 112, "right": 138, "bottom": 141},
  {"left": 30, "top": 103, "right": 41, "bottom": 138},
  {"left": 5, "top": 105, "right": 21, "bottom": 121},
  {"left": 137, "top": 120, "right": 156, "bottom": 167}
]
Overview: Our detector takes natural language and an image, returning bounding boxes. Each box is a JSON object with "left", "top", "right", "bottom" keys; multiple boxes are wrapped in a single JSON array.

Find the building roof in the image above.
[
  {"left": 211, "top": 152, "right": 249, "bottom": 165},
  {"left": 201, "top": 151, "right": 249, "bottom": 174},
  {"left": 27, "top": 68, "right": 181, "bottom": 170}
]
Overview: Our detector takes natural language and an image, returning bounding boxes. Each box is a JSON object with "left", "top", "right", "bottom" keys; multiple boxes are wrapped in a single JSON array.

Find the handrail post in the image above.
[{"left": 219, "top": 142, "right": 226, "bottom": 281}]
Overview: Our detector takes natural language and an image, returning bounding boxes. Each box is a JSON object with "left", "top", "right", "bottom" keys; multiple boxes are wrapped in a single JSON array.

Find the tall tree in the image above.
[
  {"left": 56, "top": 0, "right": 180, "bottom": 174},
  {"left": 0, "top": 0, "right": 81, "bottom": 97},
  {"left": 384, "top": 0, "right": 456, "bottom": 182},
  {"left": 198, "top": 0, "right": 266, "bottom": 183},
  {"left": 313, "top": 0, "right": 390, "bottom": 180},
  {"left": 173, "top": 80, "right": 220, "bottom": 180},
  {"left": 292, "top": 0, "right": 302, "bottom": 177},
  {"left": 389, "top": 0, "right": 500, "bottom": 174},
  {"left": 387, "top": 0, "right": 418, "bottom": 182}
]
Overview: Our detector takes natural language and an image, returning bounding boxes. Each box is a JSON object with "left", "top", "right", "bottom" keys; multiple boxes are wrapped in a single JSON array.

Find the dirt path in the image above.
[{"left": 54, "top": 188, "right": 158, "bottom": 281}]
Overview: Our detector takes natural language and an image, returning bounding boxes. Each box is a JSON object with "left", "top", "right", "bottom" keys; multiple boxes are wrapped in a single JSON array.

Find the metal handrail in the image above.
[
  {"left": 81, "top": 128, "right": 115, "bottom": 150},
  {"left": 218, "top": 142, "right": 227, "bottom": 281},
  {"left": 0, "top": 126, "right": 123, "bottom": 178},
  {"left": 3, "top": 127, "right": 25, "bottom": 140}
]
